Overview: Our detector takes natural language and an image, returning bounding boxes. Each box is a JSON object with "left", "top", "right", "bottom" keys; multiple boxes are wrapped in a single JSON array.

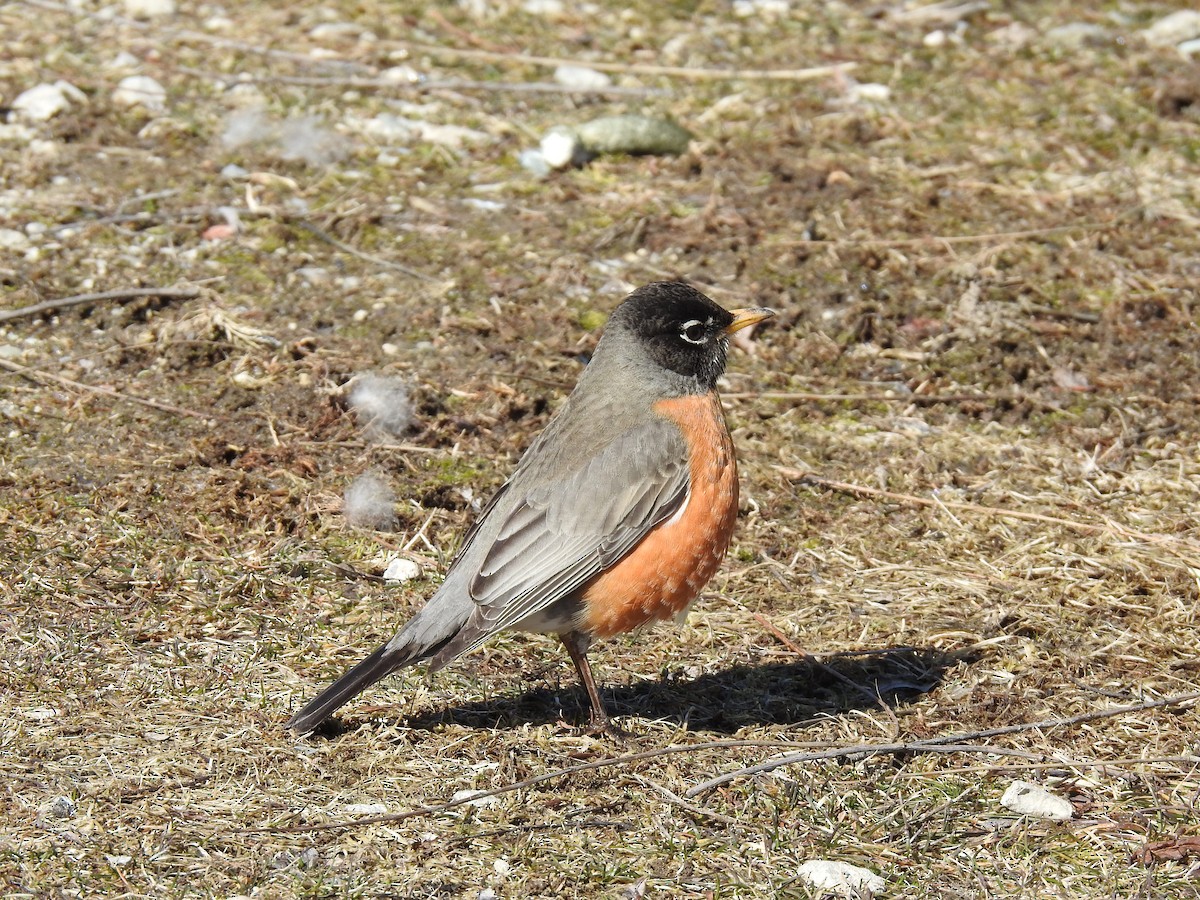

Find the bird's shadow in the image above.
[{"left": 319, "top": 646, "right": 977, "bottom": 736}]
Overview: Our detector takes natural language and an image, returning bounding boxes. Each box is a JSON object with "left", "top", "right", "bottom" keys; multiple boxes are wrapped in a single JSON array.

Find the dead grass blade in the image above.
[{"left": 686, "top": 690, "right": 1200, "bottom": 796}]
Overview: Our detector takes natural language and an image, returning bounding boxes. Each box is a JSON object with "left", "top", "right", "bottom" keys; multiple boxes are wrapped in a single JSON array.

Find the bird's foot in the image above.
[{"left": 586, "top": 711, "right": 631, "bottom": 742}]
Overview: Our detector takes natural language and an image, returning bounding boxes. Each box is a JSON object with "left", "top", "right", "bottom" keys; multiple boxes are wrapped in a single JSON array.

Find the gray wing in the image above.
[{"left": 428, "top": 416, "right": 690, "bottom": 664}]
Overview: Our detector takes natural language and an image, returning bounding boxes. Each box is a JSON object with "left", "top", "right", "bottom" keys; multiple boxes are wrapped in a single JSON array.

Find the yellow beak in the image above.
[{"left": 725, "top": 307, "right": 776, "bottom": 334}]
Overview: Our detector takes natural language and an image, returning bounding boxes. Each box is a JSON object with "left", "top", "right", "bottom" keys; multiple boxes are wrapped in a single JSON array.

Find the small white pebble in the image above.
[
  {"left": 553, "top": 65, "right": 612, "bottom": 90},
  {"left": 105, "top": 51, "right": 140, "bottom": 71},
  {"left": 112, "top": 75, "right": 167, "bottom": 112},
  {"left": 518, "top": 148, "right": 551, "bottom": 178},
  {"left": 493, "top": 858, "right": 511, "bottom": 876},
  {"left": 122, "top": 0, "right": 175, "bottom": 16},
  {"left": 521, "top": 0, "right": 563, "bottom": 16},
  {"left": 848, "top": 82, "right": 891, "bottom": 104},
  {"left": 540, "top": 128, "right": 582, "bottom": 169},
  {"left": 11, "top": 81, "right": 86, "bottom": 121},
  {"left": 1143, "top": 9, "right": 1200, "bottom": 47},
  {"left": 353, "top": 308, "right": 369, "bottom": 322},
  {"left": 797, "top": 860, "right": 885, "bottom": 896},
  {"left": 381, "top": 65, "right": 422, "bottom": 84},
  {"left": 21, "top": 707, "right": 59, "bottom": 720},
  {"left": 0, "top": 229, "right": 29, "bottom": 249},
  {"left": 383, "top": 558, "right": 421, "bottom": 584},
  {"left": 1000, "top": 781, "right": 1074, "bottom": 821}
]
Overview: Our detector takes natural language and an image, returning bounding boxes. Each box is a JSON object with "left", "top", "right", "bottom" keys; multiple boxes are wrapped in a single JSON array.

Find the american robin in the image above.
[{"left": 289, "top": 282, "right": 773, "bottom": 734}]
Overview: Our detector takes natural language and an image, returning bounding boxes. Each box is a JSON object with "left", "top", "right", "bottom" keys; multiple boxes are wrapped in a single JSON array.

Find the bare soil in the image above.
[{"left": 3, "top": 1, "right": 1199, "bottom": 897}]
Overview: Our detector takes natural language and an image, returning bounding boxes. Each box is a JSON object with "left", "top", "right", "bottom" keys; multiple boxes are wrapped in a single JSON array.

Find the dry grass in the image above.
[{"left": 3, "top": 0, "right": 1200, "bottom": 897}]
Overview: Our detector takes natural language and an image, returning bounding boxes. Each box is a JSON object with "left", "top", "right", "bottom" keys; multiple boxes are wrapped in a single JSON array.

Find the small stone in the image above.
[
  {"left": 105, "top": 855, "right": 133, "bottom": 867},
  {"left": 733, "top": 0, "right": 790, "bottom": 17},
  {"left": 201, "top": 223, "right": 236, "bottom": 241},
  {"left": 846, "top": 82, "right": 891, "bottom": 105},
  {"left": 0, "top": 228, "right": 29, "bottom": 249},
  {"left": 381, "top": 65, "right": 422, "bottom": 84},
  {"left": 1042, "top": 23, "right": 1109, "bottom": 50},
  {"left": 924, "top": 29, "right": 947, "bottom": 47},
  {"left": 11, "top": 81, "right": 86, "bottom": 122},
  {"left": 231, "top": 370, "right": 264, "bottom": 389},
  {"left": 294, "top": 266, "right": 331, "bottom": 284},
  {"left": 521, "top": 0, "right": 563, "bottom": 16},
  {"left": 987, "top": 22, "right": 1037, "bottom": 49},
  {"left": 383, "top": 558, "right": 421, "bottom": 584},
  {"left": 112, "top": 75, "right": 166, "bottom": 111},
  {"left": 220, "top": 163, "right": 249, "bottom": 180},
  {"left": 1143, "top": 10, "right": 1200, "bottom": 48},
  {"left": 1000, "top": 780, "right": 1074, "bottom": 821},
  {"left": 463, "top": 198, "right": 505, "bottom": 212},
  {"left": 309, "top": 22, "right": 367, "bottom": 42},
  {"left": 105, "top": 51, "right": 140, "bottom": 72},
  {"left": 797, "top": 860, "right": 886, "bottom": 896},
  {"left": 1180, "top": 39, "right": 1200, "bottom": 58},
  {"left": 553, "top": 65, "right": 612, "bottom": 90},
  {"left": 122, "top": 0, "right": 176, "bottom": 17},
  {"left": 540, "top": 128, "right": 583, "bottom": 169}
]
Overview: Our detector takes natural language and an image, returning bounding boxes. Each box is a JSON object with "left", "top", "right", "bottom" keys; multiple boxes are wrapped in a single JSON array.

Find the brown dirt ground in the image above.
[{"left": 3, "top": 1, "right": 1200, "bottom": 897}]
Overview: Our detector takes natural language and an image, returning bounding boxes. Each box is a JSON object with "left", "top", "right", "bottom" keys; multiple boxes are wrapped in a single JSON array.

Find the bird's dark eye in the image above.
[{"left": 679, "top": 319, "right": 707, "bottom": 344}]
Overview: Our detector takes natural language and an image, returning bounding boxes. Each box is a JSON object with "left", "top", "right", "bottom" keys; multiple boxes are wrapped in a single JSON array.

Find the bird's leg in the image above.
[{"left": 560, "top": 631, "right": 624, "bottom": 737}]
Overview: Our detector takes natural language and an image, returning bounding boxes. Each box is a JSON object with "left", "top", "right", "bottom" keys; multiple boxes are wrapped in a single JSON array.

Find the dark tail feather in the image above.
[{"left": 288, "top": 643, "right": 408, "bottom": 733}]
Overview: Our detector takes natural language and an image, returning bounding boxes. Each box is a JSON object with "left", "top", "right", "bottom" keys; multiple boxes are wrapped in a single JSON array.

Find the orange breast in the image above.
[{"left": 580, "top": 392, "right": 739, "bottom": 639}]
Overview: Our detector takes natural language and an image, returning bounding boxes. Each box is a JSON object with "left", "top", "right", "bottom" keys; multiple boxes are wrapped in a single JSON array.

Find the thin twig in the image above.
[
  {"left": 22, "top": 0, "right": 370, "bottom": 70},
  {"left": 686, "top": 744, "right": 1045, "bottom": 798},
  {"left": 293, "top": 221, "right": 436, "bottom": 281},
  {"left": 0, "top": 359, "right": 211, "bottom": 420},
  {"left": 723, "top": 391, "right": 1014, "bottom": 404},
  {"left": 242, "top": 739, "right": 821, "bottom": 835},
  {"left": 633, "top": 775, "right": 743, "bottom": 826},
  {"left": 781, "top": 470, "right": 1200, "bottom": 562},
  {"left": 0, "top": 286, "right": 202, "bottom": 324},
  {"left": 893, "top": 755, "right": 1200, "bottom": 779},
  {"left": 175, "top": 67, "right": 664, "bottom": 97},
  {"left": 772, "top": 221, "right": 1112, "bottom": 248},
  {"left": 397, "top": 41, "right": 856, "bottom": 82},
  {"left": 1024, "top": 303, "right": 1102, "bottom": 324},
  {"left": 685, "top": 690, "right": 1200, "bottom": 796}
]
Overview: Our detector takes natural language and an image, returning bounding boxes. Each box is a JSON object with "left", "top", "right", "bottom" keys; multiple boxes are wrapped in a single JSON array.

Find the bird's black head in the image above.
[{"left": 602, "top": 282, "right": 771, "bottom": 392}]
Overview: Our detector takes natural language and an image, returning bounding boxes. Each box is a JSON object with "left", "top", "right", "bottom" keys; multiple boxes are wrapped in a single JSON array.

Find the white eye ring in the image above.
[{"left": 680, "top": 319, "right": 708, "bottom": 344}]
